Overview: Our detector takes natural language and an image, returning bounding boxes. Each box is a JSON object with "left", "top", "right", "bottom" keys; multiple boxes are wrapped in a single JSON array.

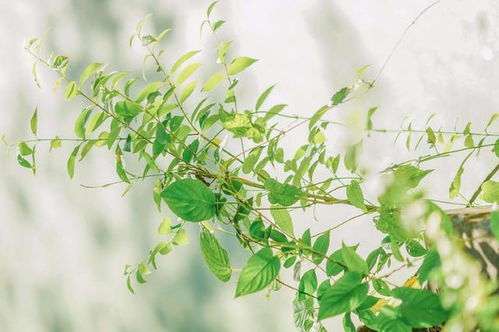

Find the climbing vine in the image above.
[{"left": 8, "top": 2, "right": 499, "bottom": 331}]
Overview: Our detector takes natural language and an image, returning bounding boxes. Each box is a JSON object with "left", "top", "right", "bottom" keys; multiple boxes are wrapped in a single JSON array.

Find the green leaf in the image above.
[
  {"left": 179, "top": 81, "right": 196, "bottom": 104},
  {"left": 265, "top": 179, "right": 304, "bottom": 206},
  {"left": 206, "top": 1, "right": 218, "bottom": 17},
  {"left": 270, "top": 205, "right": 294, "bottom": 236},
  {"left": 375, "top": 306, "right": 411, "bottom": 332},
  {"left": 202, "top": 72, "right": 225, "bottom": 92},
  {"left": 227, "top": 57, "right": 258, "bottom": 75},
  {"left": 346, "top": 180, "right": 366, "bottom": 210},
  {"left": 17, "top": 154, "right": 32, "bottom": 169},
  {"left": 85, "top": 111, "right": 107, "bottom": 135},
  {"left": 116, "top": 160, "right": 129, "bottom": 183},
  {"left": 318, "top": 272, "right": 368, "bottom": 320},
  {"left": 170, "top": 50, "right": 201, "bottom": 75},
  {"left": 138, "top": 263, "right": 151, "bottom": 276},
  {"left": 64, "top": 81, "right": 79, "bottom": 100},
  {"left": 176, "top": 63, "right": 202, "bottom": 85},
  {"left": 79, "top": 62, "right": 104, "bottom": 85},
  {"left": 217, "top": 41, "right": 232, "bottom": 63},
  {"left": 343, "top": 313, "right": 356, "bottom": 332},
  {"left": 182, "top": 139, "right": 199, "bottom": 164},
  {"left": 157, "top": 217, "right": 172, "bottom": 235},
  {"left": 372, "top": 278, "right": 391, "bottom": 296},
  {"left": 418, "top": 249, "right": 440, "bottom": 283},
  {"left": 309, "top": 105, "right": 330, "bottom": 129},
  {"left": 486, "top": 113, "right": 499, "bottom": 131},
  {"left": 344, "top": 141, "right": 361, "bottom": 173},
  {"left": 135, "top": 81, "right": 163, "bottom": 103},
  {"left": 220, "top": 110, "right": 265, "bottom": 142},
  {"left": 392, "top": 165, "right": 432, "bottom": 189},
  {"left": 326, "top": 248, "right": 347, "bottom": 276},
  {"left": 481, "top": 180, "right": 499, "bottom": 203},
  {"left": 136, "top": 269, "right": 147, "bottom": 284},
  {"left": 53, "top": 55, "right": 68, "bottom": 68},
  {"left": 449, "top": 167, "right": 463, "bottom": 199},
  {"left": 30, "top": 107, "right": 38, "bottom": 135},
  {"left": 242, "top": 147, "right": 263, "bottom": 174},
  {"left": 255, "top": 85, "right": 275, "bottom": 111},
  {"left": 331, "top": 87, "right": 350, "bottom": 106},
  {"left": 312, "top": 231, "right": 330, "bottom": 265},
  {"left": 161, "top": 179, "right": 216, "bottom": 222},
  {"left": 18, "top": 142, "right": 33, "bottom": 156},
  {"left": 298, "top": 269, "right": 317, "bottom": 299},
  {"left": 172, "top": 229, "right": 189, "bottom": 245},
  {"left": 200, "top": 227, "right": 232, "bottom": 282},
  {"left": 126, "top": 275, "right": 135, "bottom": 294},
  {"left": 405, "top": 240, "right": 426, "bottom": 257},
  {"left": 392, "top": 287, "right": 449, "bottom": 328},
  {"left": 376, "top": 205, "right": 408, "bottom": 242},
  {"left": 235, "top": 247, "right": 280, "bottom": 297},
  {"left": 67, "top": 145, "right": 80, "bottom": 179},
  {"left": 426, "top": 127, "right": 436, "bottom": 145},
  {"left": 156, "top": 28, "right": 172, "bottom": 42},
  {"left": 74, "top": 108, "right": 92, "bottom": 138},
  {"left": 341, "top": 243, "right": 368, "bottom": 274},
  {"left": 50, "top": 137, "right": 62, "bottom": 151},
  {"left": 263, "top": 104, "right": 287, "bottom": 122},
  {"left": 212, "top": 20, "right": 225, "bottom": 31},
  {"left": 366, "top": 106, "right": 377, "bottom": 130}
]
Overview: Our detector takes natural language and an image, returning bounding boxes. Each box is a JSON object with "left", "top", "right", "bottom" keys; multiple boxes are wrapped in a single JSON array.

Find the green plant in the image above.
[{"left": 11, "top": 2, "right": 499, "bottom": 331}]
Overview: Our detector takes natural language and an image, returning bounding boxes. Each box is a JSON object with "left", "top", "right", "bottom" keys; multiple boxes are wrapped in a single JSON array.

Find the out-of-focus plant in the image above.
[{"left": 9, "top": 1, "right": 499, "bottom": 331}]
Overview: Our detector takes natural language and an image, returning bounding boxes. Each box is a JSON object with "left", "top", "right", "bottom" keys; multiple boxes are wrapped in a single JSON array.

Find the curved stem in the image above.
[{"left": 468, "top": 163, "right": 499, "bottom": 206}]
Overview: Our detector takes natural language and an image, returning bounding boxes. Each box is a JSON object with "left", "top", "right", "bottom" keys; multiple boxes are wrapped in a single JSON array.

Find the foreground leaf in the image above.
[
  {"left": 270, "top": 205, "right": 294, "bottom": 236},
  {"left": 392, "top": 287, "right": 449, "bottom": 328},
  {"left": 227, "top": 56, "right": 258, "bottom": 75},
  {"left": 161, "top": 179, "right": 216, "bottom": 222},
  {"left": 318, "top": 272, "right": 368, "bottom": 319},
  {"left": 265, "top": 178, "right": 304, "bottom": 206},
  {"left": 200, "top": 228, "right": 232, "bottom": 282},
  {"left": 235, "top": 247, "right": 280, "bottom": 297},
  {"left": 346, "top": 180, "right": 366, "bottom": 210}
]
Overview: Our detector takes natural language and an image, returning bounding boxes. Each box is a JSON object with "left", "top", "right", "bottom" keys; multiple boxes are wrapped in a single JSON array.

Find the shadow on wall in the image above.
[
  {"left": 1, "top": 0, "right": 293, "bottom": 331},
  {"left": 305, "top": 1, "right": 367, "bottom": 89}
]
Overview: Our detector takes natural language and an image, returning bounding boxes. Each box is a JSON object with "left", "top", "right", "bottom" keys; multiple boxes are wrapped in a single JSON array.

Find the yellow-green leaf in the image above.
[
  {"left": 30, "top": 107, "right": 38, "bottom": 135},
  {"left": 346, "top": 180, "right": 366, "bottom": 211},
  {"left": 482, "top": 180, "right": 499, "bottom": 203},
  {"left": 67, "top": 145, "right": 80, "bottom": 179},
  {"left": 64, "top": 81, "right": 79, "bottom": 100},
  {"left": 172, "top": 229, "right": 189, "bottom": 246},
  {"left": 135, "top": 81, "right": 163, "bottom": 103},
  {"left": 179, "top": 81, "right": 196, "bottom": 104},
  {"left": 176, "top": 63, "right": 202, "bottom": 85},
  {"left": 79, "top": 62, "right": 104, "bottom": 85},
  {"left": 227, "top": 57, "right": 258, "bottom": 75},
  {"left": 270, "top": 205, "right": 294, "bottom": 236},
  {"left": 170, "top": 50, "right": 201, "bottom": 75},
  {"left": 74, "top": 108, "right": 92, "bottom": 138},
  {"left": 157, "top": 217, "right": 172, "bottom": 235},
  {"left": 201, "top": 72, "right": 225, "bottom": 92}
]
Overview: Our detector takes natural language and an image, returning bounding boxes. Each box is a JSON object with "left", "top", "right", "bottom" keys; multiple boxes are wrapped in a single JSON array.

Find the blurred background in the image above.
[{"left": 0, "top": 0, "right": 498, "bottom": 331}]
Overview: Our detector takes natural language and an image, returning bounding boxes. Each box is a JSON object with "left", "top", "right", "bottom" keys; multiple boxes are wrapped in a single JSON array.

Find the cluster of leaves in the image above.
[{"left": 14, "top": 2, "right": 499, "bottom": 331}]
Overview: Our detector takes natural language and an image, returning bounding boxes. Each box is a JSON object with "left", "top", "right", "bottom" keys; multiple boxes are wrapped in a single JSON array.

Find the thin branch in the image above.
[
  {"left": 370, "top": 0, "right": 442, "bottom": 87},
  {"left": 468, "top": 163, "right": 499, "bottom": 206}
]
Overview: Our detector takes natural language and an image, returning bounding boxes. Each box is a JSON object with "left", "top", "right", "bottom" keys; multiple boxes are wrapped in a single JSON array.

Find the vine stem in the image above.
[
  {"left": 370, "top": 0, "right": 442, "bottom": 87},
  {"left": 251, "top": 111, "right": 499, "bottom": 137},
  {"left": 467, "top": 163, "right": 499, "bottom": 206}
]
